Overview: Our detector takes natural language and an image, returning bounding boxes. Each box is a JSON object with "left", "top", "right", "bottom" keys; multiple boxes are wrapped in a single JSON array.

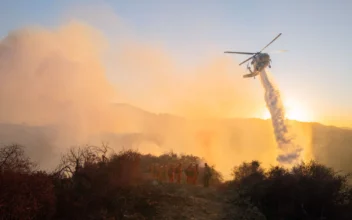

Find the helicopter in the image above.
[{"left": 224, "top": 33, "right": 284, "bottom": 79}]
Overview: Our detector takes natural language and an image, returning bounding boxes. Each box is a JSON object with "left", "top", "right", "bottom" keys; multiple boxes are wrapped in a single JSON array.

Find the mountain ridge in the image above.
[
  {"left": 1, "top": 103, "right": 351, "bottom": 179},
  {"left": 112, "top": 102, "right": 348, "bottom": 129}
]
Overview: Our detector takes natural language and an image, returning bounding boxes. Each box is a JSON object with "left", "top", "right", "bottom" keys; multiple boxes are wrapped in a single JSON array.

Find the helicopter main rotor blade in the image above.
[
  {"left": 259, "top": 33, "right": 282, "bottom": 53},
  {"left": 239, "top": 55, "right": 255, "bottom": 66},
  {"left": 224, "top": 51, "right": 256, "bottom": 55},
  {"left": 269, "top": 49, "right": 288, "bottom": 54}
]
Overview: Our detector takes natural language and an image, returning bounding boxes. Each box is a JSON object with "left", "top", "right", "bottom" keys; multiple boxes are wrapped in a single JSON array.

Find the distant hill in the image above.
[
  {"left": 0, "top": 123, "right": 59, "bottom": 169},
  {"left": 0, "top": 103, "right": 351, "bottom": 178}
]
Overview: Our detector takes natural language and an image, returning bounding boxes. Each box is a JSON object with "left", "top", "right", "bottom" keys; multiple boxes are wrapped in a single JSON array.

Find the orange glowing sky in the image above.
[{"left": 1, "top": 1, "right": 351, "bottom": 128}]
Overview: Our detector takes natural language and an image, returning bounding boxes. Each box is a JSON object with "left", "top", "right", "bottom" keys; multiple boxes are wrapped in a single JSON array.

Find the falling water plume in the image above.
[{"left": 259, "top": 69, "right": 303, "bottom": 164}]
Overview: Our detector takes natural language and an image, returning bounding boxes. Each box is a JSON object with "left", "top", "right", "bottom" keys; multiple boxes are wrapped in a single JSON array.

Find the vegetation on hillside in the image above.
[
  {"left": 0, "top": 144, "right": 221, "bottom": 219},
  {"left": 225, "top": 160, "right": 352, "bottom": 220},
  {"left": 1, "top": 143, "right": 351, "bottom": 219}
]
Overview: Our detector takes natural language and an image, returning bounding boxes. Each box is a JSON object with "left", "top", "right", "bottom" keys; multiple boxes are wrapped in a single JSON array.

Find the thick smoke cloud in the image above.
[
  {"left": 259, "top": 69, "right": 303, "bottom": 164},
  {"left": 0, "top": 22, "right": 121, "bottom": 168},
  {"left": 0, "top": 21, "right": 275, "bottom": 178},
  {"left": 0, "top": 22, "right": 117, "bottom": 135},
  {"left": 1, "top": 18, "right": 349, "bottom": 178}
]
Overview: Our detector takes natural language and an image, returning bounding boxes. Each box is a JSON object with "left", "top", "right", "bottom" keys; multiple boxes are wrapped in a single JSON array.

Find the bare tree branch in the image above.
[
  {"left": 54, "top": 144, "right": 113, "bottom": 178},
  {"left": 0, "top": 144, "right": 35, "bottom": 173}
]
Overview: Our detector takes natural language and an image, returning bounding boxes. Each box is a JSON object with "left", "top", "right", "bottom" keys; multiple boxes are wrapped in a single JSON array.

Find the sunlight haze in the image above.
[
  {"left": 0, "top": 0, "right": 351, "bottom": 127},
  {"left": 1, "top": 2, "right": 352, "bottom": 219},
  {"left": 0, "top": 0, "right": 352, "bottom": 179}
]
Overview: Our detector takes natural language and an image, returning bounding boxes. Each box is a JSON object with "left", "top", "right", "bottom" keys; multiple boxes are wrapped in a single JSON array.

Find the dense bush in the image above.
[
  {"left": 140, "top": 151, "right": 223, "bottom": 185},
  {"left": 3, "top": 143, "right": 351, "bottom": 219},
  {"left": 228, "top": 160, "right": 352, "bottom": 220},
  {"left": 0, "top": 145, "right": 55, "bottom": 220},
  {"left": 52, "top": 147, "right": 153, "bottom": 219},
  {"left": 1, "top": 143, "right": 224, "bottom": 219}
]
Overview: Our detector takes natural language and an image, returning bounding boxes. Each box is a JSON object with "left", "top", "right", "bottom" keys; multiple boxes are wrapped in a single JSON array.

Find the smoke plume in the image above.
[
  {"left": 0, "top": 5, "right": 349, "bottom": 178},
  {"left": 0, "top": 21, "right": 278, "bottom": 178},
  {"left": 259, "top": 69, "right": 303, "bottom": 164},
  {"left": 0, "top": 22, "right": 121, "bottom": 168}
]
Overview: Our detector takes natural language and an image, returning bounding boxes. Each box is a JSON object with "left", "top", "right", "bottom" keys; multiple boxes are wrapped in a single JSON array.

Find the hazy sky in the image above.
[{"left": 1, "top": 0, "right": 352, "bottom": 126}]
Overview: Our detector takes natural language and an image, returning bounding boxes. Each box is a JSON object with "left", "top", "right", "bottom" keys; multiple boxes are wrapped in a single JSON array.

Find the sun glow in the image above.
[{"left": 261, "top": 99, "right": 312, "bottom": 122}]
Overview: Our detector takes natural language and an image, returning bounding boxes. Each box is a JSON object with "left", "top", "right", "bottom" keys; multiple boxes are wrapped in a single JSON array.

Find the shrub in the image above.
[
  {"left": 0, "top": 145, "right": 55, "bottom": 219},
  {"left": 0, "top": 171, "right": 56, "bottom": 220},
  {"left": 228, "top": 160, "right": 352, "bottom": 220},
  {"left": 53, "top": 147, "right": 151, "bottom": 219}
]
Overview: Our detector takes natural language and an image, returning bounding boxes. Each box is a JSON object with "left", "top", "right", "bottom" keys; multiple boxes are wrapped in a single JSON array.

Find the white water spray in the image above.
[{"left": 259, "top": 69, "right": 302, "bottom": 164}]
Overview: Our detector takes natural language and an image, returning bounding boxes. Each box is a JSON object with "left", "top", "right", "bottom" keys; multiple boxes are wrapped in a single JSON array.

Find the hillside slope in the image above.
[
  {"left": 0, "top": 103, "right": 351, "bottom": 178},
  {"left": 132, "top": 182, "right": 241, "bottom": 220}
]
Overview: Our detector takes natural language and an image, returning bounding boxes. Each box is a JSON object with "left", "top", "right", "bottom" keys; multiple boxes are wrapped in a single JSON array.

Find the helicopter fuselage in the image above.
[
  {"left": 243, "top": 53, "right": 271, "bottom": 78},
  {"left": 251, "top": 53, "right": 271, "bottom": 72}
]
